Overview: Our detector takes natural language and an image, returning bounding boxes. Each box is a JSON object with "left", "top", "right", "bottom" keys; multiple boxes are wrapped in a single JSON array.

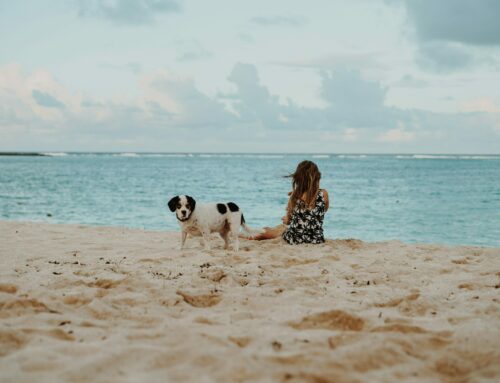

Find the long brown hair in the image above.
[{"left": 286, "top": 160, "right": 321, "bottom": 218}]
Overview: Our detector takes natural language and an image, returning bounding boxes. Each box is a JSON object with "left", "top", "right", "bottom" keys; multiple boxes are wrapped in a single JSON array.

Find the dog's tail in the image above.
[{"left": 240, "top": 214, "right": 263, "bottom": 235}]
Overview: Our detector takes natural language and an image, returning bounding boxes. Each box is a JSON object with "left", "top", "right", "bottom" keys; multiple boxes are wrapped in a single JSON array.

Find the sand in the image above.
[{"left": 0, "top": 221, "right": 499, "bottom": 382}]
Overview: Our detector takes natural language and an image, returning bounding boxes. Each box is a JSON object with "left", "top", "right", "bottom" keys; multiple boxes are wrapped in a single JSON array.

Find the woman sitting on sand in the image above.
[{"left": 249, "top": 160, "right": 329, "bottom": 244}]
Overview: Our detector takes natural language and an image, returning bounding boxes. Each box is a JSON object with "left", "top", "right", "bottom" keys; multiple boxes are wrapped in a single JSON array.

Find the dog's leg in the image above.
[
  {"left": 230, "top": 216, "right": 240, "bottom": 251},
  {"left": 181, "top": 231, "right": 187, "bottom": 249},
  {"left": 220, "top": 232, "right": 230, "bottom": 250},
  {"left": 201, "top": 230, "right": 211, "bottom": 251},
  {"left": 232, "top": 233, "right": 239, "bottom": 252}
]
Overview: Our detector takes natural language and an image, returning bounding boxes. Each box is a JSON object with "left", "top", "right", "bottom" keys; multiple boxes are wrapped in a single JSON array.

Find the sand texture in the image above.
[{"left": 1, "top": 221, "right": 499, "bottom": 382}]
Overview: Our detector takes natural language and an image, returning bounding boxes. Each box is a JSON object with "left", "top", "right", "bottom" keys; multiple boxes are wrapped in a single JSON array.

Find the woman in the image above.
[{"left": 250, "top": 160, "right": 329, "bottom": 244}]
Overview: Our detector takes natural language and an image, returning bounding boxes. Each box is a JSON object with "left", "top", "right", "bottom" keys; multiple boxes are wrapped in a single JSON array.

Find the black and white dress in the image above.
[{"left": 282, "top": 189, "right": 326, "bottom": 245}]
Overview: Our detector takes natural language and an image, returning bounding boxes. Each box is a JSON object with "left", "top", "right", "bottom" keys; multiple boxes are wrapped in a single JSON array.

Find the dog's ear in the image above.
[
  {"left": 167, "top": 196, "right": 180, "bottom": 212},
  {"left": 186, "top": 195, "right": 196, "bottom": 211}
]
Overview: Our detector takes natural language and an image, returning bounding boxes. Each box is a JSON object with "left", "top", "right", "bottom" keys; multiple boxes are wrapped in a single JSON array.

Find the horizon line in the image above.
[{"left": 1, "top": 151, "right": 500, "bottom": 156}]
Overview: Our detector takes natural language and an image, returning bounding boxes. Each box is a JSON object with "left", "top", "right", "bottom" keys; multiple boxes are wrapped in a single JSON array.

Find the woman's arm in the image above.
[
  {"left": 322, "top": 189, "right": 330, "bottom": 211},
  {"left": 282, "top": 197, "right": 293, "bottom": 224}
]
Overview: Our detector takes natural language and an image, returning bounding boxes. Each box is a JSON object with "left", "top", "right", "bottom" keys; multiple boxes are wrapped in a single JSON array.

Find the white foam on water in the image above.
[
  {"left": 413, "top": 155, "right": 456, "bottom": 159},
  {"left": 337, "top": 155, "right": 368, "bottom": 159},
  {"left": 255, "top": 154, "right": 285, "bottom": 159},
  {"left": 143, "top": 154, "right": 188, "bottom": 157},
  {"left": 458, "top": 155, "right": 500, "bottom": 160},
  {"left": 395, "top": 154, "right": 500, "bottom": 160},
  {"left": 312, "top": 154, "right": 330, "bottom": 158},
  {"left": 238, "top": 154, "right": 284, "bottom": 159},
  {"left": 117, "top": 153, "right": 139, "bottom": 157},
  {"left": 42, "top": 152, "right": 68, "bottom": 157}
]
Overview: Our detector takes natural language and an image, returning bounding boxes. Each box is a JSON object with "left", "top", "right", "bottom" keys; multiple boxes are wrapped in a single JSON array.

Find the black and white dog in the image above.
[{"left": 168, "top": 195, "right": 259, "bottom": 251}]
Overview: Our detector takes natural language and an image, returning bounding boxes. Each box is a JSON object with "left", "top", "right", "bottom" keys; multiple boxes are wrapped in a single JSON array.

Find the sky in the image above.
[{"left": 1, "top": 0, "right": 499, "bottom": 153}]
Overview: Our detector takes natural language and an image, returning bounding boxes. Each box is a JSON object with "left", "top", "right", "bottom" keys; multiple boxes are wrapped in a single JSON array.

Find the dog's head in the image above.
[{"left": 168, "top": 195, "right": 196, "bottom": 222}]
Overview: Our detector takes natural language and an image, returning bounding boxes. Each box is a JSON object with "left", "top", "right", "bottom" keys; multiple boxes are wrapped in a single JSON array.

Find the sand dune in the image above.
[{"left": 0, "top": 221, "right": 499, "bottom": 382}]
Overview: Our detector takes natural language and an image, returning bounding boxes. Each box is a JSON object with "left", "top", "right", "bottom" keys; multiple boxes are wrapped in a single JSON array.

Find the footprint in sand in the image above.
[
  {"left": 374, "top": 291, "right": 420, "bottom": 308},
  {"left": 193, "top": 316, "right": 220, "bottom": 325},
  {"left": 373, "top": 290, "right": 430, "bottom": 316},
  {"left": 327, "top": 333, "right": 363, "bottom": 350},
  {"left": 0, "top": 328, "right": 75, "bottom": 357},
  {"left": 434, "top": 350, "right": 499, "bottom": 380},
  {"left": 21, "top": 328, "right": 75, "bottom": 341},
  {"left": 199, "top": 267, "right": 226, "bottom": 282},
  {"left": 0, "top": 298, "right": 58, "bottom": 317},
  {"left": 139, "top": 258, "right": 162, "bottom": 264},
  {"left": 452, "top": 258, "right": 469, "bottom": 264},
  {"left": 289, "top": 310, "right": 365, "bottom": 331},
  {"left": 63, "top": 295, "right": 93, "bottom": 306},
  {"left": 0, "top": 284, "right": 18, "bottom": 294},
  {"left": 0, "top": 330, "right": 28, "bottom": 356},
  {"left": 228, "top": 335, "right": 251, "bottom": 348},
  {"left": 176, "top": 290, "right": 222, "bottom": 308},
  {"left": 86, "top": 278, "right": 123, "bottom": 289},
  {"left": 231, "top": 272, "right": 250, "bottom": 286},
  {"left": 458, "top": 283, "right": 475, "bottom": 290}
]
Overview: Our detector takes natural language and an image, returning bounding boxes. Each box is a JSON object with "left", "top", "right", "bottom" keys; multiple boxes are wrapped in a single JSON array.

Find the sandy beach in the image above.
[{"left": 0, "top": 220, "right": 499, "bottom": 382}]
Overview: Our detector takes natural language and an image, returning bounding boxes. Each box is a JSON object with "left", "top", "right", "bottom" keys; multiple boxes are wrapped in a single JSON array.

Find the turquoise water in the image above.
[{"left": 1, "top": 153, "right": 499, "bottom": 247}]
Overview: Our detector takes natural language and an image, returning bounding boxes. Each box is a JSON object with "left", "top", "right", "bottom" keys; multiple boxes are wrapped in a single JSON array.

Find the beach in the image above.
[{"left": 1, "top": 220, "right": 499, "bottom": 382}]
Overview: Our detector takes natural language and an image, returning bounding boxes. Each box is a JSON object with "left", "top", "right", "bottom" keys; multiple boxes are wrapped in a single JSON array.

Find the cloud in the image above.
[
  {"left": 176, "top": 42, "right": 213, "bottom": 62},
  {"left": 250, "top": 15, "right": 306, "bottom": 27},
  {"left": 404, "top": 0, "right": 500, "bottom": 45},
  {"left": 415, "top": 41, "right": 474, "bottom": 73},
  {"left": 176, "top": 51, "right": 212, "bottom": 61},
  {"left": 393, "top": 74, "right": 427, "bottom": 88},
  {"left": 342, "top": 128, "right": 359, "bottom": 142},
  {"left": 100, "top": 62, "right": 143, "bottom": 74},
  {"left": 1, "top": 63, "right": 499, "bottom": 153},
  {"left": 32, "top": 90, "right": 65, "bottom": 109},
  {"left": 395, "top": 1, "right": 500, "bottom": 73},
  {"left": 319, "top": 68, "right": 398, "bottom": 129},
  {"left": 226, "top": 63, "right": 284, "bottom": 128},
  {"left": 77, "top": 0, "right": 181, "bottom": 25},
  {"left": 320, "top": 68, "right": 386, "bottom": 111},
  {"left": 378, "top": 123, "right": 416, "bottom": 142},
  {"left": 144, "top": 71, "right": 232, "bottom": 128},
  {"left": 237, "top": 33, "right": 254, "bottom": 44},
  {"left": 275, "top": 51, "right": 381, "bottom": 71},
  {"left": 461, "top": 98, "right": 500, "bottom": 113}
]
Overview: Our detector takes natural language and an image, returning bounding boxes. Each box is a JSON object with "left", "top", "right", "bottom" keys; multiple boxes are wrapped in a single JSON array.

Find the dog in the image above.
[{"left": 168, "top": 195, "right": 259, "bottom": 251}]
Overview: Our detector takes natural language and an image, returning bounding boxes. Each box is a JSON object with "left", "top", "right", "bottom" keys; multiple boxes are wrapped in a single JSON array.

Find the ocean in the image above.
[{"left": 1, "top": 153, "right": 499, "bottom": 247}]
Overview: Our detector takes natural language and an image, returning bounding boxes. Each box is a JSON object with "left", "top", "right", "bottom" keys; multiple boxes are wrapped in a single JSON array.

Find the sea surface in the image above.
[{"left": 1, "top": 153, "right": 499, "bottom": 247}]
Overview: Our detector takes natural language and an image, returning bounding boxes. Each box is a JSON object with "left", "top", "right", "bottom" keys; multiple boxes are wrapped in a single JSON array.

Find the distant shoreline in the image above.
[
  {"left": 0, "top": 152, "right": 47, "bottom": 156},
  {"left": 1, "top": 152, "right": 499, "bottom": 158}
]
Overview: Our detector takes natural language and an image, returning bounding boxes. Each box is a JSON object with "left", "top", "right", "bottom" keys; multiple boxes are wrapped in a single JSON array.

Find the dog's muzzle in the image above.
[{"left": 177, "top": 215, "right": 190, "bottom": 222}]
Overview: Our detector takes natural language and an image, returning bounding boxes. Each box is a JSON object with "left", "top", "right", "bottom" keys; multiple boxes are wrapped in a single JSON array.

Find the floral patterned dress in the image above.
[{"left": 282, "top": 189, "right": 326, "bottom": 245}]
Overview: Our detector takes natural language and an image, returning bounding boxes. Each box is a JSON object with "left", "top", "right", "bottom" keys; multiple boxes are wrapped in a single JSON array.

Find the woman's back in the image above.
[{"left": 282, "top": 189, "right": 326, "bottom": 244}]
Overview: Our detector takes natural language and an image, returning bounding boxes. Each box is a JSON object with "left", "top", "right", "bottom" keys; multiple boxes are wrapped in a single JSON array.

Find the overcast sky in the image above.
[{"left": 1, "top": 0, "right": 499, "bottom": 153}]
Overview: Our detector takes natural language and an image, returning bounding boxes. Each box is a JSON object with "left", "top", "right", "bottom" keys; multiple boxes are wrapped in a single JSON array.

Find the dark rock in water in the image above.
[{"left": 47, "top": 213, "right": 52, "bottom": 217}]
